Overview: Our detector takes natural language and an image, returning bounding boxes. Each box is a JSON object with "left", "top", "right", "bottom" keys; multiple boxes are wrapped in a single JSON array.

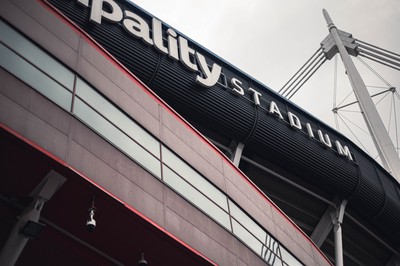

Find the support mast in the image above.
[{"left": 323, "top": 9, "right": 400, "bottom": 182}]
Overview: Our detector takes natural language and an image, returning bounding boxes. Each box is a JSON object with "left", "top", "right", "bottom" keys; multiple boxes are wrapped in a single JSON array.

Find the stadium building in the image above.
[{"left": 0, "top": 0, "right": 399, "bottom": 265}]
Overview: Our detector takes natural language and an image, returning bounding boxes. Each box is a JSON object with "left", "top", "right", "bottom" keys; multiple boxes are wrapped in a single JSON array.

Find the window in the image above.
[
  {"left": 163, "top": 165, "right": 231, "bottom": 230},
  {"left": 162, "top": 146, "right": 228, "bottom": 211},
  {"left": 74, "top": 97, "right": 161, "bottom": 177},
  {"left": 0, "top": 21, "right": 74, "bottom": 91},
  {"left": 75, "top": 78, "right": 160, "bottom": 158},
  {"left": 0, "top": 19, "right": 303, "bottom": 265}
]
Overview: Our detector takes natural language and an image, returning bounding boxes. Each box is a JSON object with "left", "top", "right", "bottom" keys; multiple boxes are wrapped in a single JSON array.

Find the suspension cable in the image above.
[
  {"left": 396, "top": 91, "right": 400, "bottom": 101},
  {"left": 286, "top": 57, "right": 327, "bottom": 99},
  {"left": 366, "top": 85, "right": 390, "bottom": 89},
  {"left": 374, "top": 91, "right": 391, "bottom": 107},
  {"left": 356, "top": 57, "right": 392, "bottom": 87},
  {"left": 336, "top": 113, "right": 371, "bottom": 154},
  {"left": 356, "top": 42, "right": 400, "bottom": 64},
  {"left": 279, "top": 48, "right": 323, "bottom": 94},
  {"left": 281, "top": 54, "right": 325, "bottom": 97},
  {"left": 359, "top": 52, "right": 400, "bottom": 72},
  {"left": 335, "top": 90, "right": 391, "bottom": 111},
  {"left": 338, "top": 112, "right": 371, "bottom": 135},
  {"left": 355, "top": 39, "right": 400, "bottom": 59},
  {"left": 336, "top": 90, "right": 355, "bottom": 109}
]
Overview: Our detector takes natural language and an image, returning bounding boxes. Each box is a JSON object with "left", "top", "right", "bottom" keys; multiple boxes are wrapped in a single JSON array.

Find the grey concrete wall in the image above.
[{"left": 0, "top": 0, "right": 331, "bottom": 265}]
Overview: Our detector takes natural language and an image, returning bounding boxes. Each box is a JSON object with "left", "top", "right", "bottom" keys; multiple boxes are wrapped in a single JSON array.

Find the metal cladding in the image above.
[{"left": 49, "top": 0, "right": 400, "bottom": 244}]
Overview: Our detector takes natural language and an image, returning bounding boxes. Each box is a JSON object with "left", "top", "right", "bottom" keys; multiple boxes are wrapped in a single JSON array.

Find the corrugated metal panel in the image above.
[
  {"left": 374, "top": 196, "right": 400, "bottom": 244},
  {"left": 151, "top": 57, "right": 255, "bottom": 142},
  {"left": 248, "top": 112, "right": 359, "bottom": 198},
  {"left": 348, "top": 152, "right": 385, "bottom": 218}
]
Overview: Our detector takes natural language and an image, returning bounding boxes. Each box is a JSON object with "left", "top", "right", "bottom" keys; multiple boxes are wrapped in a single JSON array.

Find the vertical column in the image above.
[
  {"left": 331, "top": 200, "right": 347, "bottom": 266},
  {"left": 0, "top": 171, "right": 66, "bottom": 265},
  {"left": 311, "top": 197, "right": 341, "bottom": 247},
  {"left": 333, "top": 223, "right": 343, "bottom": 266},
  {"left": 228, "top": 140, "right": 245, "bottom": 167}
]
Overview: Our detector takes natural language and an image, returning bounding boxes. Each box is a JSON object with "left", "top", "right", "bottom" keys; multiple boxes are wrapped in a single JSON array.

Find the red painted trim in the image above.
[
  {"left": 25, "top": 1, "right": 329, "bottom": 263},
  {"left": 0, "top": 122, "right": 217, "bottom": 265}
]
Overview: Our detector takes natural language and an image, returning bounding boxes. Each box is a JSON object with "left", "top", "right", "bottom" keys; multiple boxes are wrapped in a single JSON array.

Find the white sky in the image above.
[{"left": 131, "top": 0, "right": 400, "bottom": 162}]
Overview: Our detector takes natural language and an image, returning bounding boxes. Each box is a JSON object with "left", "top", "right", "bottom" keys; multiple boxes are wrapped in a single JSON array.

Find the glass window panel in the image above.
[
  {"left": 271, "top": 257, "right": 283, "bottom": 266},
  {"left": 75, "top": 78, "right": 160, "bottom": 158},
  {"left": 232, "top": 219, "right": 263, "bottom": 255},
  {"left": 0, "top": 44, "right": 72, "bottom": 111},
  {"left": 280, "top": 248, "right": 302, "bottom": 266},
  {"left": 163, "top": 165, "right": 231, "bottom": 230},
  {"left": 162, "top": 146, "right": 228, "bottom": 211},
  {"left": 262, "top": 246, "right": 280, "bottom": 265},
  {"left": 74, "top": 98, "right": 161, "bottom": 177},
  {"left": 228, "top": 200, "right": 267, "bottom": 243},
  {"left": 266, "top": 234, "right": 280, "bottom": 256},
  {"left": 0, "top": 21, "right": 74, "bottom": 90}
]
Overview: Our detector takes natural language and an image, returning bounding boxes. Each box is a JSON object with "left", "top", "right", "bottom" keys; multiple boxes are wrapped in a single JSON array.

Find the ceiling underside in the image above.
[{"left": 0, "top": 126, "right": 214, "bottom": 266}]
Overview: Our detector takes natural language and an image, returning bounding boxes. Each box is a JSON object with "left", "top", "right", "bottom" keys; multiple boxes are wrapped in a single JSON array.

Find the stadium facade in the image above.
[{"left": 0, "top": 0, "right": 399, "bottom": 265}]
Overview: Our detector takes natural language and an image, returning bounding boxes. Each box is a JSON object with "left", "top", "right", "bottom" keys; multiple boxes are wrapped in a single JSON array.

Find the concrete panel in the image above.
[
  {"left": 222, "top": 163, "right": 273, "bottom": 216},
  {"left": 164, "top": 207, "right": 237, "bottom": 266},
  {"left": 270, "top": 203, "right": 311, "bottom": 256},
  {"left": 1, "top": 0, "right": 79, "bottom": 70},
  {"left": 273, "top": 226, "right": 299, "bottom": 261},
  {"left": 164, "top": 187, "right": 236, "bottom": 253},
  {"left": 77, "top": 57, "right": 160, "bottom": 137},
  {"left": 117, "top": 89, "right": 161, "bottom": 138},
  {"left": 80, "top": 39, "right": 127, "bottom": 88},
  {"left": 295, "top": 248, "right": 317, "bottom": 266},
  {"left": 273, "top": 225, "right": 320, "bottom": 266},
  {"left": 312, "top": 245, "right": 331, "bottom": 266},
  {"left": 0, "top": 90, "right": 30, "bottom": 134},
  {"left": 116, "top": 87, "right": 161, "bottom": 129},
  {"left": 237, "top": 259, "right": 248, "bottom": 266},
  {"left": 0, "top": 69, "right": 31, "bottom": 109},
  {"left": 80, "top": 39, "right": 160, "bottom": 121},
  {"left": 270, "top": 206, "right": 320, "bottom": 264},
  {"left": 77, "top": 57, "right": 123, "bottom": 101},
  {"left": 0, "top": 71, "right": 72, "bottom": 135},
  {"left": 234, "top": 239, "right": 267, "bottom": 266},
  {"left": 271, "top": 207, "right": 298, "bottom": 239},
  {"left": 29, "top": 91, "right": 72, "bottom": 135},
  {"left": 160, "top": 123, "right": 226, "bottom": 193},
  {"left": 70, "top": 121, "right": 164, "bottom": 202},
  {"left": 67, "top": 140, "right": 165, "bottom": 227},
  {"left": 160, "top": 107, "right": 224, "bottom": 173},
  {"left": 0, "top": 90, "right": 69, "bottom": 160},
  {"left": 292, "top": 227, "right": 315, "bottom": 260},
  {"left": 225, "top": 180, "right": 277, "bottom": 238},
  {"left": 222, "top": 162, "right": 255, "bottom": 196},
  {"left": 22, "top": 111, "right": 69, "bottom": 160},
  {"left": 237, "top": 258, "right": 250, "bottom": 266}
]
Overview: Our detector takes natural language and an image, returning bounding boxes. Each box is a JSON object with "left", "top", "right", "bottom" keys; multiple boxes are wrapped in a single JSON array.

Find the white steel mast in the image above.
[{"left": 323, "top": 9, "right": 400, "bottom": 182}]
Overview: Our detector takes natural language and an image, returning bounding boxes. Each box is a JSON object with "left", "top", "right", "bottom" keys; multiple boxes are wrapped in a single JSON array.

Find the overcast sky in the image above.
[{"left": 131, "top": 0, "right": 400, "bottom": 162}]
